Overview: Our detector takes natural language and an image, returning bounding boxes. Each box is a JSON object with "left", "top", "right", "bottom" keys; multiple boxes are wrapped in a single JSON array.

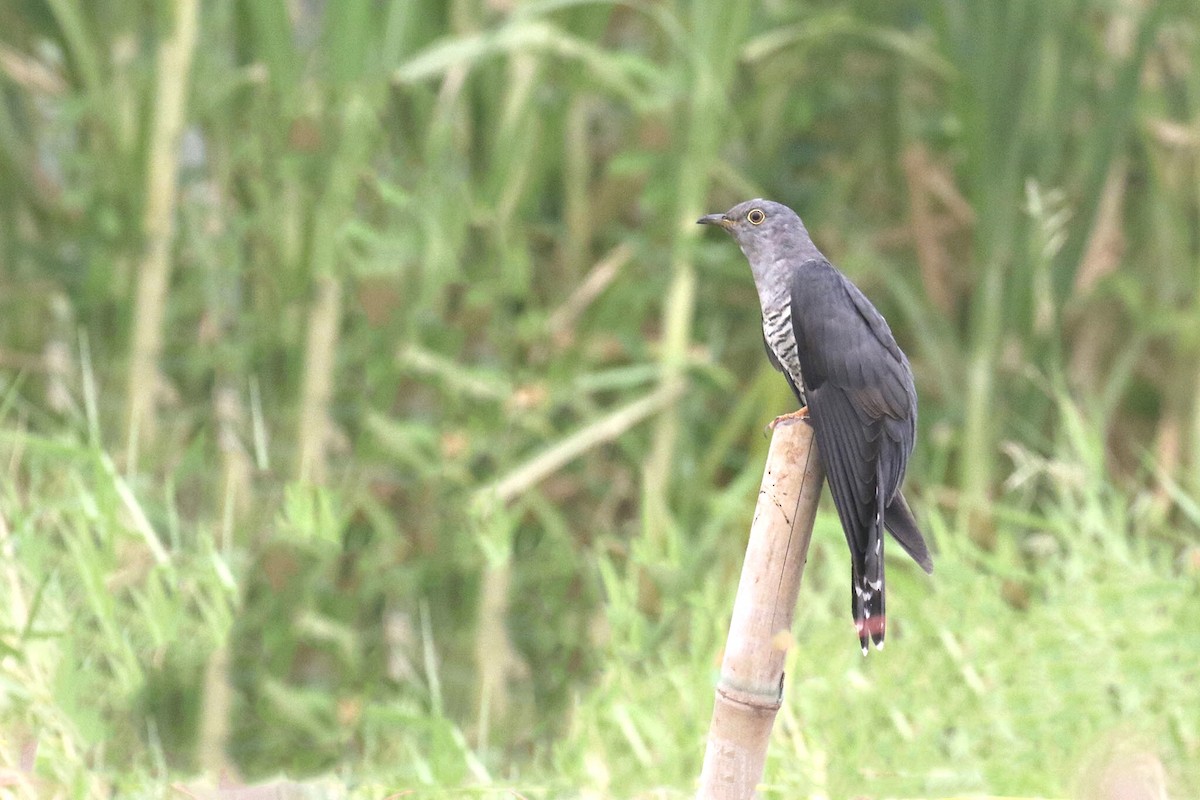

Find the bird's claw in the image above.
[{"left": 767, "top": 406, "right": 810, "bottom": 430}]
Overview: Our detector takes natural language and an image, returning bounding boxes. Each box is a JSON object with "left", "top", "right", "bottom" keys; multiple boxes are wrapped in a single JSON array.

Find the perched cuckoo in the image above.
[{"left": 699, "top": 199, "right": 933, "bottom": 654}]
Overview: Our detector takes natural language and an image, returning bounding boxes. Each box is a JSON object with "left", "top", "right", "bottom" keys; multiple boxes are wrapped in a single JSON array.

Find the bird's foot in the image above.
[{"left": 768, "top": 406, "right": 810, "bottom": 430}]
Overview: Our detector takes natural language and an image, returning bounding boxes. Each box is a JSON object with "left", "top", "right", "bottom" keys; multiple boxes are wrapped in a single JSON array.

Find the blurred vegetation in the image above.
[{"left": 0, "top": 0, "right": 1198, "bottom": 796}]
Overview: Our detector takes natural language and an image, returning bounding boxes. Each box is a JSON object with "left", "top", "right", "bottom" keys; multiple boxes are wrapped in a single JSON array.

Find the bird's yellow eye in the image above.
[{"left": 748, "top": 208, "right": 765, "bottom": 225}]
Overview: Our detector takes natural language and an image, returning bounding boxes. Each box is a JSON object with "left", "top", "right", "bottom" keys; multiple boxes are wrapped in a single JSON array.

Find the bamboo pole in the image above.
[{"left": 697, "top": 419, "right": 824, "bottom": 800}]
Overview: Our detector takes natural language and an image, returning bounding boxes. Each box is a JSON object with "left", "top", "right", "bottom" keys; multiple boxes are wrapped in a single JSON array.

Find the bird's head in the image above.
[{"left": 697, "top": 199, "right": 813, "bottom": 276}]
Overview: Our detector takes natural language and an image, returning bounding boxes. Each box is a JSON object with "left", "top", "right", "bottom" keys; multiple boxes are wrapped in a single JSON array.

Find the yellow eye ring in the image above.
[{"left": 748, "top": 208, "right": 765, "bottom": 225}]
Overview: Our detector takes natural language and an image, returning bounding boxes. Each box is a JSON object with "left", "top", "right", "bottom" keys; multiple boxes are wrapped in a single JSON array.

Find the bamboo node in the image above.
[{"left": 715, "top": 682, "right": 783, "bottom": 714}]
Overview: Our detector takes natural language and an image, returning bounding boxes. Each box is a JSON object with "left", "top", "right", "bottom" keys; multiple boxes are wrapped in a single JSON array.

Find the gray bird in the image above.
[{"left": 699, "top": 199, "right": 933, "bottom": 654}]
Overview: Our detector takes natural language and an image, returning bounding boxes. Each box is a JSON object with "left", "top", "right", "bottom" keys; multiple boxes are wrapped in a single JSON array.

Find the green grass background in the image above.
[{"left": 0, "top": 0, "right": 1198, "bottom": 797}]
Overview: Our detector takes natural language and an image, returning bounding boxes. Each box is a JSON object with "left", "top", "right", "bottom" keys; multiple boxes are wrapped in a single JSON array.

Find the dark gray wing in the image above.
[{"left": 789, "top": 259, "right": 920, "bottom": 647}]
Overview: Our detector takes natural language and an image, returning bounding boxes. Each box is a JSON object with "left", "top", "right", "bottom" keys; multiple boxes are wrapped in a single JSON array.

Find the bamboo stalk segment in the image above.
[{"left": 698, "top": 419, "right": 824, "bottom": 800}]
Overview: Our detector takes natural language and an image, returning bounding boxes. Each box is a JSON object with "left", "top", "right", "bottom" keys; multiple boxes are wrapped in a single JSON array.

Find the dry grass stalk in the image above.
[
  {"left": 198, "top": 645, "right": 233, "bottom": 778},
  {"left": 562, "top": 96, "right": 592, "bottom": 281},
  {"left": 470, "top": 381, "right": 684, "bottom": 749},
  {"left": 473, "top": 560, "right": 529, "bottom": 753},
  {"left": 125, "top": 0, "right": 200, "bottom": 469},
  {"left": 901, "top": 143, "right": 974, "bottom": 316},
  {"left": 1151, "top": 406, "right": 1183, "bottom": 513},
  {"left": 698, "top": 420, "right": 824, "bottom": 799},
  {"left": 296, "top": 273, "right": 343, "bottom": 484},
  {"left": 644, "top": 257, "right": 695, "bottom": 553},
  {"left": 0, "top": 43, "right": 66, "bottom": 95},
  {"left": 1068, "top": 159, "right": 1127, "bottom": 396},
  {"left": 215, "top": 384, "right": 252, "bottom": 547},
  {"left": 547, "top": 242, "right": 634, "bottom": 345},
  {"left": 1073, "top": 158, "right": 1127, "bottom": 296},
  {"left": 474, "top": 380, "right": 685, "bottom": 511}
]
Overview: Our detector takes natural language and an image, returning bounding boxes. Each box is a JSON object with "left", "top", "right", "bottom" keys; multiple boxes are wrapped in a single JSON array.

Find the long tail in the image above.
[
  {"left": 851, "top": 561, "right": 885, "bottom": 655},
  {"left": 853, "top": 491, "right": 932, "bottom": 654},
  {"left": 855, "top": 467, "right": 888, "bottom": 655}
]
